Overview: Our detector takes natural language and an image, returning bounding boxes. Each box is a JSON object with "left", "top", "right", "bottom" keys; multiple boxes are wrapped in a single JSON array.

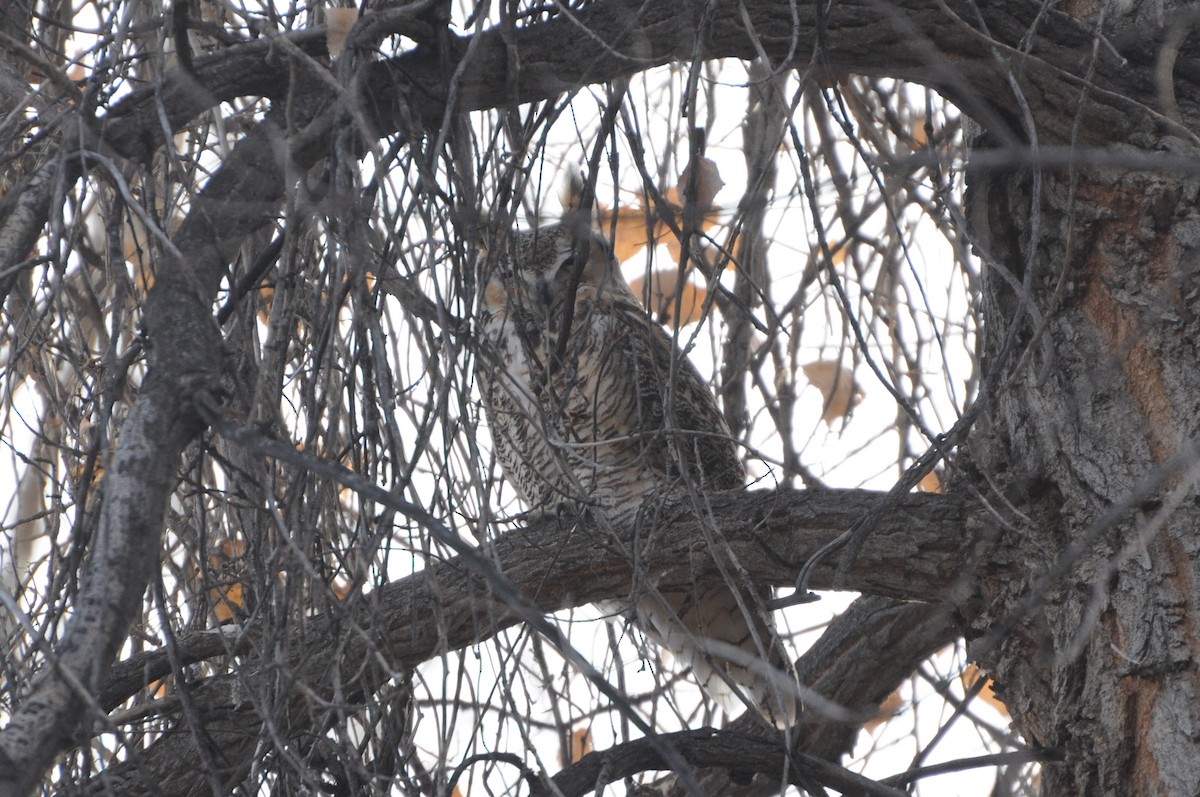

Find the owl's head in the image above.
[{"left": 481, "top": 176, "right": 625, "bottom": 315}]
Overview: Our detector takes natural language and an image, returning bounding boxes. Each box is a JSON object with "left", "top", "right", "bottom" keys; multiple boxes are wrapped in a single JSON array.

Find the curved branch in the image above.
[
  {"left": 534, "top": 727, "right": 907, "bottom": 797},
  {"left": 0, "top": 0, "right": 1180, "bottom": 304},
  {"left": 98, "top": 0, "right": 1170, "bottom": 159},
  {"left": 101, "top": 487, "right": 973, "bottom": 709},
  {"left": 96, "top": 487, "right": 974, "bottom": 718},
  {"left": 2, "top": 0, "right": 1164, "bottom": 791},
  {"left": 649, "top": 597, "right": 959, "bottom": 796},
  {"left": 0, "top": 95, "right": 337, "bottom": 797},
  {"left": 91, "top": 585, "right": 962, "bottom": 795}
]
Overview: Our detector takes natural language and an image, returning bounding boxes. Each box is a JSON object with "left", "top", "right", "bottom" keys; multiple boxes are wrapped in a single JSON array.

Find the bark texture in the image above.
[
  {"left": 961, "top": 3, "right": 1200, "bottom": 792},
  {"left": 81, "top": 490, "right": 967, "bottom": 796},
  {"left": 969, "top": 156, "right": 1200, "bottom": 793}
]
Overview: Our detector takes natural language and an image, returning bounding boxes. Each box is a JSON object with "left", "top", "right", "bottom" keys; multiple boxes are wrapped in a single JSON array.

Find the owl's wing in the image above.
[
  {"left": 562, "top": 294, "right": 745, "bottom": 494},
  {"left": 572, "top": 297, "right": 791, "bottom": 724}
]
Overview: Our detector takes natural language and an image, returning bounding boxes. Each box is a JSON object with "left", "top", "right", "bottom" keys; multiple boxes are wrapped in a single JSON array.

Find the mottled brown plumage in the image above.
[{"left": 476, "top": 187, "right": 793, "bottom": 722}]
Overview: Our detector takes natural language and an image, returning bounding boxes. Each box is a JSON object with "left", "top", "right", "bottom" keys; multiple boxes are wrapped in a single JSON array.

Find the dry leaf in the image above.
[
  {"left": 567, "top": 727, "right": 592, "bottom": 764},
  {"left": 596, "top": 158, "right": 725, "bottom": 264},
  {"left": 918, "top": 470, "right": 942, "bottom": 493},
  {"left": 325, "top": 7, "right": 359, "bottom": 58},
  {"left": 864, "top": 688, "right": 905, "bottom": 733},
  {"left": 597, "top": 204, "right": 665, "bottom": 263},
  {"left": 68, "top": 458, "right": 104, "bottom": 489},
  {"left": 910, "top": 119, "right": 929, "bottom": 149},
  {"left": 802, "top": 360, "right": 862, "bottom": 426},
  {"left": 207, "top": 539, "right": 248, "bottom": 623},
  {"left": 628, "top": 269, "right": 708, "bottom": 328},
  {"left": 255, "top": 284, "right": 274, "bottom": 324},
  {"left": 961, "top": 663, "right": 1009, "bottom": 717},
  {"left": 826, "top": 243, "right": 848, "bottom": 269},
  {"left": 675, "top": 156, "right": 724, "bottom": 211}
]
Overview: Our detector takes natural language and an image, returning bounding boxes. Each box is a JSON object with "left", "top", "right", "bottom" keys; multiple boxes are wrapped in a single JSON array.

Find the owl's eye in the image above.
[{"left": 550, "top": 254, "right": 581, "bottom": 299}]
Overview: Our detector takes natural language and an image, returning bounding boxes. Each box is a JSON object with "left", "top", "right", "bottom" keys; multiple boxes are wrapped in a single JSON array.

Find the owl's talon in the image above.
[{"left": 515, "top": 503, "right": 577, "bottom": 527}]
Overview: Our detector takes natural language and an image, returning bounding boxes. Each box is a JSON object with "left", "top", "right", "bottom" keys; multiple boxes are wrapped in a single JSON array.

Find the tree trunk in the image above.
[{"left": 965, "top": 42, "right": 1200, "bottom": 797}]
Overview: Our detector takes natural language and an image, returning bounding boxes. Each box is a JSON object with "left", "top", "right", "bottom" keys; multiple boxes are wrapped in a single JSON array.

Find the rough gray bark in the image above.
[
  {"left": 1, "top": 0, "right": 1198, "bottom": 794},
  {"left": 0, "top": 93, "right": 335, "bottom": 797},
  {"left": 92, "top": 489, "right": 966, "bottom": 711},
  {"left": 966, "top": 120, "right": 1200, "bottom": 795},
  {"left": 944, "top": 2, "right": 1200, "bottom": 792}
]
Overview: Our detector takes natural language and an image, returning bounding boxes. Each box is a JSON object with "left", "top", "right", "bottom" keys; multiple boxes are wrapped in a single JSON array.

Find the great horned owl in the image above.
[{"left": 476, "top": 180, "right": 792, "bottom": 723}]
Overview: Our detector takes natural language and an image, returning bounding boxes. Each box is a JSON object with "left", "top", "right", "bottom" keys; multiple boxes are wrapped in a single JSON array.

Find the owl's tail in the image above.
[{"left": 636, "top": 582, "right": 797, "bottom": 727}]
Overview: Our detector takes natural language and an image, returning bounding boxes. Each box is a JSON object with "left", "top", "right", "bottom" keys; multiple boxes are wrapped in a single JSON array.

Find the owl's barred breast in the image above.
[{"left": 479, "top": 285, "right": 743, "bottom": 516}]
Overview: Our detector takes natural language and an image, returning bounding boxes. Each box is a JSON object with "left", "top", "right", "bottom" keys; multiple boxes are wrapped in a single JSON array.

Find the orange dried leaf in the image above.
[
  {"left": 597, "top": 203, "right": 663, "bottom": 263},
  {"left": 909, "top": 114, "right": 929, "bottom": 149},
  {"left": 208, "top": 539, "right": 248, "bottom": 623},
  {"left": 211, "top": 539, "right": 246, "bottom": 561},
  {"left": 69, "top": 458, "right": 104, "bottom": 488},
  {"left": 864, "top": 688, "right": 905, "bottom": 733},
  {"left": 211, "top": 582, "right": 245, "bottom": 623},
  {"left": 599, "top": 158, "right": 724, "bottom": 265},
  {"left": 802, "top": 360, "right": 862, "bottom": 426},
  {"left": 918, "top": 470, "right": 942, "bottom": 493},
  {"left": 568, "top": 727, "right": 593, "bottom": 764},
  {"left": 961, "top": 663, "right": 1009, "bottom": 717},
  {"left": 325, "top": 7, "right": 358, "bottom": 58},
  {"left": 628, "top": 270, "right": 708, "bottom": 328},
  {"left": 826, "top": 244, "right": 848, "bottom": 269}
]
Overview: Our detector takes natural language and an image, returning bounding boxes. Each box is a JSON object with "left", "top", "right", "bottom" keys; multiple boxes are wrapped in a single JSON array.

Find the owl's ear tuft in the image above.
[
  {"left": 560, "top": 171, "right": 596, "bottom": 240},
  {"left": 561, "top": 172, "right": 587, "bottom": 213},
  {"left": 559, "top": 171, "right": 617, "bottom": 285},
  {"left": 475, "top": 214, "right": 502, "bottom": 258}
]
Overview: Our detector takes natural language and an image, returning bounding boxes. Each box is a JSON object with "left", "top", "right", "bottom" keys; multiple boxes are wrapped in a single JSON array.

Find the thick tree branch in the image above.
[
  {"left": 88, "top": 0, "right": 1184, "bottom": 165},
  {"left": 0, "top": 96, "right": 335, "bottom": 797},
  {"left": 1, "top": 0, "right": 1185, "bottom": 304},
  {"left": 86, "top": 491, "right": 970, "bottom": 795},
  {"left": 535, "top": 727, "right": 908, "bottom": 797},
  {"left": 98, "top": 489, "right": 973, "bottom": 712},
  {"left": 649, "top": 597, "right": 959, "bottom": 796}
]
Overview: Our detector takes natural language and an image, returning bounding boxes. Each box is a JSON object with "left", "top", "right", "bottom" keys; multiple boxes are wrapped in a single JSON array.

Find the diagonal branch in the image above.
[
  {"left": 0, "top": 92, "right": 335, "bottom": 796},
  {"left": 97, "top": 488, "right": 974, "bottom": 714},
  {"left": 84, "top": 489, "right": 971, "bottom": 795}
]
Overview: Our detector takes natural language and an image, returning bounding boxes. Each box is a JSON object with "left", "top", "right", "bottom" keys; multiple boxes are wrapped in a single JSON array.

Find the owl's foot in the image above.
[{"left": 515, "top": 502, "right": 584, "bottom": 527}]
